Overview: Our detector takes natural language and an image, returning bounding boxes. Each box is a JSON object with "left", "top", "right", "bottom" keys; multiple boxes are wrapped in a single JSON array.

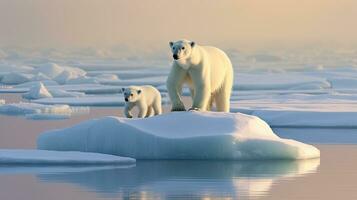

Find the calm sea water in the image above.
[{"left": 0, "top": 94, "right": 356, "bottom": 200}]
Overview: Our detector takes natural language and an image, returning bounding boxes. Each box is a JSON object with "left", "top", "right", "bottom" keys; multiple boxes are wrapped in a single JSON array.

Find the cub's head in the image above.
[
  {"left": 169, "top": 39, "right": 195, "bottom": 61},
  {"left": 122, "top": 87, "right": 142, "bottom": 103}
]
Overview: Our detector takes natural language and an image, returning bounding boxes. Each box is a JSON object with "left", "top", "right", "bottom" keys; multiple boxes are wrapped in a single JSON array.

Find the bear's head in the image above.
[
  {"left": 169, "top": 40, "right": 195, "bottom": 66},
  {"left": 122, "top": 87, "right": 142, "bottom": 103}
]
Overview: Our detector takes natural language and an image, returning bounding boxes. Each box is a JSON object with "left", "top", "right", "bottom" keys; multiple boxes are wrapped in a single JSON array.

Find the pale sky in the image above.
[{"left": 0, "top": 0, "right": 356, "bottom": 50}]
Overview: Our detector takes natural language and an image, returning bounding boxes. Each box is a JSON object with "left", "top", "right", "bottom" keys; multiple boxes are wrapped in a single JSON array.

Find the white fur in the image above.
[
  {"left": 122, "top": 85, "right": 162, "bottom": 118},
  {"left": 166, "top": 39, "right": 233, "bottom": 112}
]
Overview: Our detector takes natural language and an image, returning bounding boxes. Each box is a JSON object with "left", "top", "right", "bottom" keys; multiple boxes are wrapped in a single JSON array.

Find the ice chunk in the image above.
[
  {"left": 0, "top": 149, "right": 135, "bottom": 165},
  {"left": 0, "top": 102, "right": 73, "bottom": 115},
  {"left": 22, "top": 82, "right": 53, "bottom": 100},
  {"left": 0, "top": 99, "right": 4, "bottom": 104},
  {"left": 1, "top": 72, "right": 33, "bottom": 84},
  {"left": 33, "top": 63, "right": 86, "bottom": 79},
  {"left": 38, "top": 112, "right": 320, "bottom": 160}
]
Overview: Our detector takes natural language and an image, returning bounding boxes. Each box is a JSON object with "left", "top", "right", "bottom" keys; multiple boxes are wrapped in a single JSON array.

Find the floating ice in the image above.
[
  {"left": 234, "top": 73, "right": 331, "bottom": 90},
  {"left": 38, "top": 112, "right": 320, "bottom": 160},
  {"left": 33, "top": 93, "right": 170, "bottom": 106},
  {"left": 22, "top": 82, "right": 53, "bottom": 99},
  {"left": 0, "top": 149, "right": 135, "bottom": 165},
  {"left": 1, "top": 72, "right": 34, "bottom": 84},
  {"left": 32, "top": 63, "right": 86, "bottom": 79},
  {"left": 0, "top": 102, "right": 73, "bottom": 115},
  {"left": 14, "top": 80, "right": 59, "bottom": 88},
  {"left": 231, "top": 102, "right": 357, "bottom": 128}
]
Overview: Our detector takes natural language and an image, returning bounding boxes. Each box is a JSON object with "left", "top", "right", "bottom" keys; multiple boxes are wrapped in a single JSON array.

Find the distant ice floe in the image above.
[
  {"left": 38, "top": 112, "right": 320, "bottom": 160},
  {"left": 231, "top": 102, "right": 357, "bottom": 128},
  {"left": 22, "top": 82, "right": 85, "bottom": 100},
  {"left": 33, "top": 93, "right": 170, "bottom": 107},
  {"left": 0, "top": 102, "right": 89, "bottom": 120},
  {"left": 1, "top": 72, "right": 34, "bottom": 84},
  {"left": 0, "top": 149, "right": 135, "bottom": 165},
  {"left": 233, "top": 73, "right": 331, "bottom": 90},
  {"left": 22, "top": 82, "right": 53, "bottom": 99}
]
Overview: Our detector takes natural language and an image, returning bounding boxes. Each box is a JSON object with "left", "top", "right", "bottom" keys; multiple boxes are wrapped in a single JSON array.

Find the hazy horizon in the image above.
[{"left": 1, "top": 0, "right": 357, "bottom": 51}]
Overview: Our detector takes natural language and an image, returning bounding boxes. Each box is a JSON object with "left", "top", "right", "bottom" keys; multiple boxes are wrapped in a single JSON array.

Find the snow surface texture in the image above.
[
  {"left": 0, "top": 149, "right": 135, "bottom": 165},
  {"left": 0, "top": 102, "right": 89, "bottom": 120},
  {"left": 38, "top": 112, "right": 320, "bottom": 160}
]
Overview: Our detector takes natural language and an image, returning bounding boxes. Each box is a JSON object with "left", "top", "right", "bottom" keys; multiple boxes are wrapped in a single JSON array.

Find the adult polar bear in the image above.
[{"left": 166, "top": 39, "right": 233, "bottom": 112}]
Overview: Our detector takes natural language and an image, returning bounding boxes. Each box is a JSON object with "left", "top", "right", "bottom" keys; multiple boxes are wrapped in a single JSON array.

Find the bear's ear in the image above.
[
  {"left": 190, "top": 41, "right": 196, "bottom": 48},
  {"left": 169, "top": 41, "right": 174, "bottom": 47},
  {"left": 137, "top": 90, "right": 142, "bottom": 95}
]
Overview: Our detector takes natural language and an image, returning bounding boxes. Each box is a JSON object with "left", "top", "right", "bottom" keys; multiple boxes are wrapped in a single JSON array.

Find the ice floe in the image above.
[
  {"left": 0, "top": 149, "right": 135, "bottom": 165},
  {"left": 38, "top": 112, "right": 320, "bottom": 160},
  {"left": 1, "top": 72, "right": 34, "bottom": 85},
  {"left": 33, "top": 93, "right": 170, "bottom": 106},
  {"left": 0, "top": 102, "right": 89, "bottom": 120},
  {"left": 22, "top": 82, "right": 53, "bottom": 99}
]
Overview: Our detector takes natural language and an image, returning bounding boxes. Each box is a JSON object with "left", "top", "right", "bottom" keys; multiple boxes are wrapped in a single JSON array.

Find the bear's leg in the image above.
[
  {"left": 215, "top": 87, "right": 231, "bottom": 112},
  {"left": 138, "top": 105, "right": 148, "bottom": 118},
  {"left": 152, "top": 101, "right": 162, "bottom": 115},
  {"left": 206, "top": 94, "right": 214, "bottom": 111},
  {"left": 189, "top": 88, "right": 195, "bottom": 99},
  {"left": 145, "top": 107, "right": 154, "bottom": 117},
  {"left": 124, "top": 103, "right": 134, "bottom": 118}
]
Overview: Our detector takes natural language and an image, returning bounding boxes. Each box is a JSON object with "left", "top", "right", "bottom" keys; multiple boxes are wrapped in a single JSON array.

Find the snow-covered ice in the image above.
[
  {"left": 0, "top": 149, "right": 135, "bottom": 165},
  {"left": 0, "top": 102, "right": 73, "bottom": 115},
  {"left": 38, "top": 112, "right": 320, "bottom": 160},
  {"left": 1, "top": 72, "right": 33, "bottom": 85},
  {"left": 34, "top": 95, "right": 126, "bottom": 106},
  {"left": 22, "top": 82, "right": 85, "bottom": 99},
  {"left": 33, "top": 93, "right": 170, "bottom": 106},
  {"left": 32, "top": 63, "right": 86, "bottom": 80},
  {"left": 0, "top": 102, "right": 89, "bottom": 120},
  {"left": 22, "top": 82, "right": 53, "bottom": 99},
  {"left": 233, "top": 73, "right": 331, "bottom": 90}
]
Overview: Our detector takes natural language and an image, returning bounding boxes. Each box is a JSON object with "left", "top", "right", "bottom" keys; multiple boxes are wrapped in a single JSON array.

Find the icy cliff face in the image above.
[{"left": 38, "top": 111, "right": 320, "bottom": 160}]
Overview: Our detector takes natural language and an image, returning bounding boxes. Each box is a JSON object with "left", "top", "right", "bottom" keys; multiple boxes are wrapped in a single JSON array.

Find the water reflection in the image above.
[{"left": 0, "top": 159, "right": 319, "bottom": 199}]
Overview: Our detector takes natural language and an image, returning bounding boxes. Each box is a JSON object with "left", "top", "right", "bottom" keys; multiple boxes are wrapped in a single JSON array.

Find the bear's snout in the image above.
[
  {"left": 125, "top": 98, "right": 128, "bottom": 102},
  {"left": 173, "top": 54, "right": 178, "bottom": 60}
]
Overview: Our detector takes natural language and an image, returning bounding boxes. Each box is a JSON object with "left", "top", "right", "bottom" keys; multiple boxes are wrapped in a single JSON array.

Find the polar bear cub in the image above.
[
  {"left": 122, "top": 85, "right": 162, "bottom": 118},
  {"left": 166, "top": 39, "right": 233, "bottom": 112}
]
